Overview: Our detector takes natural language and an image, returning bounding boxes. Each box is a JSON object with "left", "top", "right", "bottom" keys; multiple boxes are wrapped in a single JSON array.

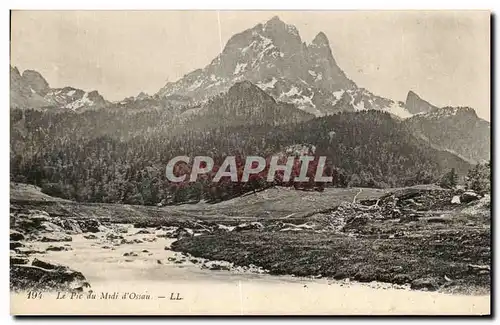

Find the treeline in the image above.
[{"left": 10, "top": 108, "right": 472, "bottom": 205}]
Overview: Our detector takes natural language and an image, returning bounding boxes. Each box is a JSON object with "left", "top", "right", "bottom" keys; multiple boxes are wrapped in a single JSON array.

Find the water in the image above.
[{"left": 10, "top": 227, "right": 491, "bottom": 315}]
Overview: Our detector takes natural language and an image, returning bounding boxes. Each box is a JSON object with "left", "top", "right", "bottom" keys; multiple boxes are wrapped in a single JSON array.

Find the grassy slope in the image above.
[{"left": 10, "top": 183, "right": 388, "bottom": 225}]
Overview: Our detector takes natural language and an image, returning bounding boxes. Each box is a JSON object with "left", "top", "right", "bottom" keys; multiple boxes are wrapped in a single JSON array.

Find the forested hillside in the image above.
[{"left": 10, "top": 106, "right": 471, "bottom": 205}]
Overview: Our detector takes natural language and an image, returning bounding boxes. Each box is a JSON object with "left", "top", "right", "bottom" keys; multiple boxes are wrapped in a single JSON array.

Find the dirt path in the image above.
[{"left": 353, "top": 188, "right": 362, "bottom": 203}]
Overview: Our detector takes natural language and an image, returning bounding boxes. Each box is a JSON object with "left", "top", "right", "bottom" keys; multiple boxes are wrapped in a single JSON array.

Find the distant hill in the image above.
[
  {"left": 403, "top": 103, "right": 490, "bottom": 163},
  {"left": 180, "top": 81, "right": 314, "bottom": 129}
]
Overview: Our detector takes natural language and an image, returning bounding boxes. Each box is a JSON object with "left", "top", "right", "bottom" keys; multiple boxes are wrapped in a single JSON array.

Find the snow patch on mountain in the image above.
[
  {"left": 352, "top": 99, "right": 366, "bottom": 111},
  {"left": 65, "top": 92, "right": 94, "bottom": 111},
  {"left": 257, "top": 78, "right": 278, "bottom": 90},
  {"left": 418, "top": 106, "right": 477, "bottom": 120},
  {"left": 282, "top": 86, "right": 300, "bottom": 98},
  {"left": 187, "top": 80, "right": 203, "bottom": 92},
  {"left": 387, "top": 102, "right": 413, "bottom": 119},
  {"left": 332, "top": 90, "right": 345, "bottom": 100},
  {"left": 234, "top": 63, "right": 248, "bottom": 75}
]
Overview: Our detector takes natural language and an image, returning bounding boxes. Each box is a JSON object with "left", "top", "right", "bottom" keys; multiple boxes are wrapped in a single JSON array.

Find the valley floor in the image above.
[{"left": 9, "top": 183, "right": 491, "bottom": 315}]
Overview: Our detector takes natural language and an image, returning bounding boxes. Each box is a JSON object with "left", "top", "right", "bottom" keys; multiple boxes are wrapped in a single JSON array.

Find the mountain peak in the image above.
[
  {"left": 266, "top": 15, "right": 284, "bottom": 25},
  {"left": 312, "top": 31, "right": 329, "bottom": 46},
  {"left": 21, "top": 69, "right": 50, "bottom": 96},
  {"left": 405, "top": 90, "right": 437, "bottom": 114},
  {"left": 10, "top": 65, "right": 21, "bottom": 77},
  {"left": 228, "top": 80, "right": 272, "bottom": 101}
]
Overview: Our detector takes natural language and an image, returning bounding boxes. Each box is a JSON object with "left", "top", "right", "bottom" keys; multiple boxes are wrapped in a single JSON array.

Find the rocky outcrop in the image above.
[
  {"left": 234, "top": 222, "right": 264, "bottom": 232},
  {"left": 10, "top": 261, "right": 90, "bottom": 292},
  {"left": 10, "top": 255, "right": 29, "bottom": 265},
  {"left": 460, "top": 191, "right": 481, "bottom": 203},
  {"left": 10, "top": 230, "right": 25, "bottom": 241},
  {"left": 405, "top": 91, "right": 438, "bottom": 114}
]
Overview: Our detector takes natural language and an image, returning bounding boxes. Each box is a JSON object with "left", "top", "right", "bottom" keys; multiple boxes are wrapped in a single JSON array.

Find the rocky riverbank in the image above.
[{"left": 10, "top": 185, "right": 490, "bottom": 296}]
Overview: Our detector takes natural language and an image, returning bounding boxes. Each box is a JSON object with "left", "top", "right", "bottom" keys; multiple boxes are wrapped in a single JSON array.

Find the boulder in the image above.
[
  {"left": 342, "top": 214, "right": 371, "bottom": 231},
  {"left": 13, "top": 211, "right": 50, "bottom": 231},
  {"left": 115, "top": 226, "right": 129, "bottom": 234},
  {"left": 40, "top": 221, "right": 65, "bottom": 233},
  {"left": 175, "top": 228, "right": 194, "bottom": 240},
  {"left": 15, "top": 247, "right": 45, "bottom": 255},
  {"left": 32, "top": 258, "right": 67, "bottom": 271},
  {"left": 46, "top": 245, "right": 72, "bottom": 252},
  {"left": 27, "top": 210, "right": 51, "bottom": 222},
  {"left": 203, "top": 261, "right": 232, "bottom": 271},
  {"left": 156, "top": 228, "right": 179, "bottom": 238},
  {"left": 10, "top": 241, "right": 25, "bottom": 250},
  {"left": 53, "top": 218, "right": 82, "bottom": 234},
  {"left": 399, "top": 214, "right": 419, "bottom": 223},
  {"left": 451, "top": 195, "right": 461, "bottom": 204},
  {"left": 234, "top": 222, "right": 264, "bottom": 232},
  {"left": 410, "top": 277, "right": 439, "bottom": 291},
  {"left": 10, "top": 230, "right": 25, "bottom": 241},
  {"left": 83, "top": 234, "right": 98, "bottom": 240},
  {"left": 10, "top": 255, "right": 29, "bottom": 265},
  {"left": 105, "top": 232, "right": 123, "bottom": 240},
  {"left": 214, "top": 224, "right": 235, "bottom": 232},
  {"left": 10, "top": 264, "right": 90, "bottom": 292},
  {"left": 40, "top": 233, "right": 72, "bottom": 242},
  {"left": 280, "top": 222, "right": 316, "bottom": 232},
  {"left": 135, "top": 229, "right": 152, "bottom": 234},
  {"left": 78, "top": 219, "right": 101, "bottom": 233},
  {"left": 460, "top": 191, "right": 481, "bottom": 204},
  {"left": 467, "top": 264, "right": 490, "bottom": 273}
]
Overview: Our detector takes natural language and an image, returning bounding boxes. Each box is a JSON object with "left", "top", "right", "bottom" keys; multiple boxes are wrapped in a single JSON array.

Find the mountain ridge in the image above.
[
  {"left": 10, "top": 65, "right": 109, "bottom": 112},
  {"left": 404, "top": 103, "right": 490, "bottom": 163}
]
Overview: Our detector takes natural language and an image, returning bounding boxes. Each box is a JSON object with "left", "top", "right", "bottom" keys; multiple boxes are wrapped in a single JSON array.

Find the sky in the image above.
[{"left": 10, "top": 11, "right": 490, "bottom": 120}]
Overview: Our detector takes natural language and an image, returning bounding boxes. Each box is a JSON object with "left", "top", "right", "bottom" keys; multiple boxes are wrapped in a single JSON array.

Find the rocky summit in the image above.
[
  {"left": 405, "top": 90, "right": 438, "bottom": 115},
  {"left": 156, "top": 16, "right": 411, "bottom": 117}
]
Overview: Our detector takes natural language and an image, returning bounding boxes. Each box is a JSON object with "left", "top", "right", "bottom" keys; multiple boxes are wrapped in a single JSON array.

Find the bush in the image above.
[
  {"left": 439, "top": 168, "right": 458, "bottom": 189},
  {"left": 466, "top": 162, "right": 491, "bottom": 194}
]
